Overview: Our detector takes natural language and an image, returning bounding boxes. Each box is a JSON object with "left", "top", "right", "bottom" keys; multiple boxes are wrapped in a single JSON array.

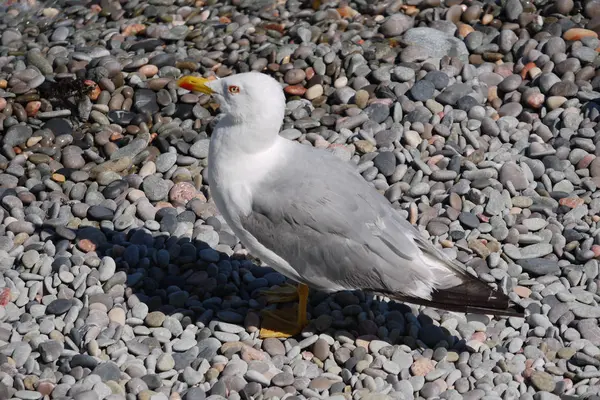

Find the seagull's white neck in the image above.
[
  {"left": 212, "top": 112, "right": 282, "bottom": 154},
  {"left": 211, "top": 116, "right": 281, "bottom": 155},
  {"left": 207, "top": 106, "right": 289, "bottom": 217}
]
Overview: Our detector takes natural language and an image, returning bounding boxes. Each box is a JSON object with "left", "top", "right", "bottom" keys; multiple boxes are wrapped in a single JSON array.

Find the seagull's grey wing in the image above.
[
  {"left": 239, "top": 145, "right": 451, "bottom": 298},
  {"left": 240, "top": 144, "right": 523, "bottom": 316}
]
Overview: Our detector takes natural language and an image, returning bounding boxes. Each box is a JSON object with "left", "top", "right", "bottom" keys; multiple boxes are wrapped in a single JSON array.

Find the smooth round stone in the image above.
[
  {"left": 58, "top": 270, "right": 74, "bottom": 283},
  {"left": 22, "top": 250, "right": 40, "bottom": 268},
  {"left": 312, "top": 338, "right": 330, "bottom": 361},
  {"left": 373, "top": 151, "right": 396, "bottom": 176},
  {"left": 458, "top": 212, "right": 480, "bottom": 229},
  {"left": 155, "top": 153, "right": 177, "bottom": 173},
  {"left": 46, "top": 299, "right": 73, "bottom": 315},
  {"left": 156, "top": 354, "right": 175, "bottom": 372},
  {"left": 190, "top": 139, "right": 210, "bottom": 159},
  {"left": 530, "top": 371, "right": 556, "bottom": 392},
  {"left": 380, "top": 13, "right": 414, "bottom": 37},
  {"left": 498, "top": 74, "right": 522, "bottom": 92},
  {"left": 73, "top": 391, "right": 99, "bottom": 400},
  {"left": 393, "top": 66, "right": 415, "bottom": 82},
  {"left": 272, "top": 372, "right": 294, "bottom": 387},
  {"left": 424, "top": 71, "right": 449, "bottom": 89},
  {"left": 549, "top": 81, "right": 578, "bottom": 97},
  {"left": 262, "top": 338, "right": 285, "bottom": 356},
  {"left": 15, "top": 391, "right": 43, "bottom": 400},
  {"left": 284, "top": 69, "right": 306, "bottom": 85},
  {"left": 427, "top": 221, "right": 449, "bottom": 236},
  {"left": 305, "top": 84, "right": 324, "bottom": 100},
  {"left": 420, "top": 382, "right": 441, "bottom": 398},
  {"left": 498, "top": 103, "right": 522, "bottom": 117},
  {"left": 411, "top": 80, "right": 435, "bottom": 101},
  {"left": 142, "top": 176, "right": 170, "bottom": 201}
]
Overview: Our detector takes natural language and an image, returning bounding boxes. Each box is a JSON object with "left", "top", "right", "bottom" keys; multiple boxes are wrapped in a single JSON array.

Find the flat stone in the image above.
[
  {"left": 530, "top": 371, "right": 556, "bottom": 392},
  {"left": 517, "top": 258, "right": 560, "bottom": 276}
]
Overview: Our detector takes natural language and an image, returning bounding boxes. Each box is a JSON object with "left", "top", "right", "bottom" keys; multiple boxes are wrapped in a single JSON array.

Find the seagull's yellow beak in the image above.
[{"left": 177, "top": 76, "right": 214, "bottom": 95}]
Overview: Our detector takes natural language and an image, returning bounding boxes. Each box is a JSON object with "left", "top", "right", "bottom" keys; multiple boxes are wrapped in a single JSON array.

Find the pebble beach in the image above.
[{"left": 1, "top": 0, "right": 600, "bottom": 399}]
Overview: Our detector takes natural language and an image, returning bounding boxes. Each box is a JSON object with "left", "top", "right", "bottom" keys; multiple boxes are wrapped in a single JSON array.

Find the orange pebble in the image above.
[
  {"left": 563, "top": 28, "right": 598, "bottom": 41},
  {"left": 77, "top": 239, "right": 96, "bottom": 253},
  {"left": 305, "top": 67, "right": 315, "bottom": 81},
  {"left": 263, "top": 23, "right": 285, "bottom": 33},
  {"left": 0, "top": 79, "right": 7, "bottom": 89},
  {"left": 88, "top": 85, "right": 101, "bottom": 101},
  {"left": 592, "top": 245, "right": 600, "bottom": 258},
  {"left": 122, "top": 23, "right": 146, "bottom": 36},
  {"left": 337, "top": 5, "right": 359, "bottom": 18},
  {"left": 156, "top": 202, "right": 174, "bottom": 210},
  {"left": 25, "top": 101, "right": 41, "bottom": 117},
  {"left": 488, "top": 86, "right": 498, "bottom": 102},
  {"left": 427, "top": 154, "right": 444, "bottom": 166},
  {"left": 84, "top": 80, "right": 100, "bottom": 101},
  {"left": 219, "top": 16, "right": 231, "bottom": 24},
  {"left": 110, "top": 132, "right": 124, "bottom": 141},
  {"left": 559, "top": 197, "right": 584, "bottom": 208},
  {"left": 457, "top": 23, "right": 474, "bottom": 37},
  {"left": 520, "top": 62, "right": 536, "bottom": 79},
  {"left": 284, "top": 84, "right": 307, "bottom": 96},
  {"left": 400, "top": 4, "right": 419, "bottom": 16},
  {"left": 52, "top": 173, "right": 66, "bottom": 183}
]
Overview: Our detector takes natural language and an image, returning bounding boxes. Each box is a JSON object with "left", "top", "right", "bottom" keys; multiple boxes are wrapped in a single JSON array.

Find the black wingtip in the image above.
[
  {"left": 413, "top": 298, "right": 526, "bottom": 318},
  {"left": 386, "top": 294, "right": 525, "bottom": 318},
  {"left": 382, "top": 280, "right": 526, "bottom": 318}
]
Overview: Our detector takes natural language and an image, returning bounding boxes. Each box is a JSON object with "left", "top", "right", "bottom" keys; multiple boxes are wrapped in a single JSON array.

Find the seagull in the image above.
[{"left": 177, "top": 72, "right": 524, "bottom": 338}]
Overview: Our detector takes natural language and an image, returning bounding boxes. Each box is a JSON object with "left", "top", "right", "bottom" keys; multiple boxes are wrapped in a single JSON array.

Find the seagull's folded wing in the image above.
[{"left": 238, "top": 144, "right": 523, "bottom": 316}]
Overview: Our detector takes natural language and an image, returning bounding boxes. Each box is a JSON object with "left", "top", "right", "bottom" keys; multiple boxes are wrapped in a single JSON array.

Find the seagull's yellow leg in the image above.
[
  {"left": 259, "top": 283, "right": 309, "bottom": 338},
  {"left": 258, "top": 283, "right": 299, "bottom": 303}
]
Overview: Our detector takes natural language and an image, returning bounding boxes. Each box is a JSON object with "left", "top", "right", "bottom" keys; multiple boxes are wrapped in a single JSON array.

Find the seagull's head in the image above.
[{"left": 177, "top": 72, "right": 286, "bottom": 125}]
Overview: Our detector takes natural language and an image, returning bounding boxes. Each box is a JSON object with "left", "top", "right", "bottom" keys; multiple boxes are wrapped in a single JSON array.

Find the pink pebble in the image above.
[
  {"left": 169, "top": 182, "right": 203, "bottom": 206},
  {"left": 139, "top": 64, "right": 159, "bottom": 78}
]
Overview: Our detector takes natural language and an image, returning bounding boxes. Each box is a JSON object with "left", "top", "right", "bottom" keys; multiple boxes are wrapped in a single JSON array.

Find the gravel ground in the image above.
[{"left": 1, "top": 0, "right": 600, "bottom": 399}]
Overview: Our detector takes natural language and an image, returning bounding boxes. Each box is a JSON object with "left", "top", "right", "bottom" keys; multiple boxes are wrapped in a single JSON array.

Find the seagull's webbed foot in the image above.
[{"left": 259, "top": 283, "right": 309, "bottom": 338}]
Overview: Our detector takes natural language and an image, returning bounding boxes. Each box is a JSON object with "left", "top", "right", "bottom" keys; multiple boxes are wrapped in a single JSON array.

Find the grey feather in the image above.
[{"left": 240, "top": 142, "right": 455, "bottom": 297}]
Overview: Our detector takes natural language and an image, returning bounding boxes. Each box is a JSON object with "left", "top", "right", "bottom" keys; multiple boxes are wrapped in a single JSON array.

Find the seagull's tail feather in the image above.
[
  {"left": 382, "top": 234, "right": 526, "bottom": 318},
  {"left": 384, "top": 279, "right": 526, "bottom": 317}
]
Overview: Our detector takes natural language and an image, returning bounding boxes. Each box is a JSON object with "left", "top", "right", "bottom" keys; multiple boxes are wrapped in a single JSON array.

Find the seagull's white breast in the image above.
[{"left": 206, "top": 129, "right": 305, "bottom": 282}]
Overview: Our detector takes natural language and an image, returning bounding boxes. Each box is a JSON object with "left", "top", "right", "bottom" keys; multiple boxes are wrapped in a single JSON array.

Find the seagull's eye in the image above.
[{"left": 228, "top": 85, "right": 240, "bottom": 94}]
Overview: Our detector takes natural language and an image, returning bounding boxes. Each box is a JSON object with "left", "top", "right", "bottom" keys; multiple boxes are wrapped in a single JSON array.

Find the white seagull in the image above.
[{"left": 177, "top": 72, "right": 524, "bottom": 338}]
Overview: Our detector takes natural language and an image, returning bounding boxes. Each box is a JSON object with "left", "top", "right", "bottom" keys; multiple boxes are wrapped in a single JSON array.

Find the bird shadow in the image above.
[{"left": 16, "top": 221, "right": 515, "bottom": 397}]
